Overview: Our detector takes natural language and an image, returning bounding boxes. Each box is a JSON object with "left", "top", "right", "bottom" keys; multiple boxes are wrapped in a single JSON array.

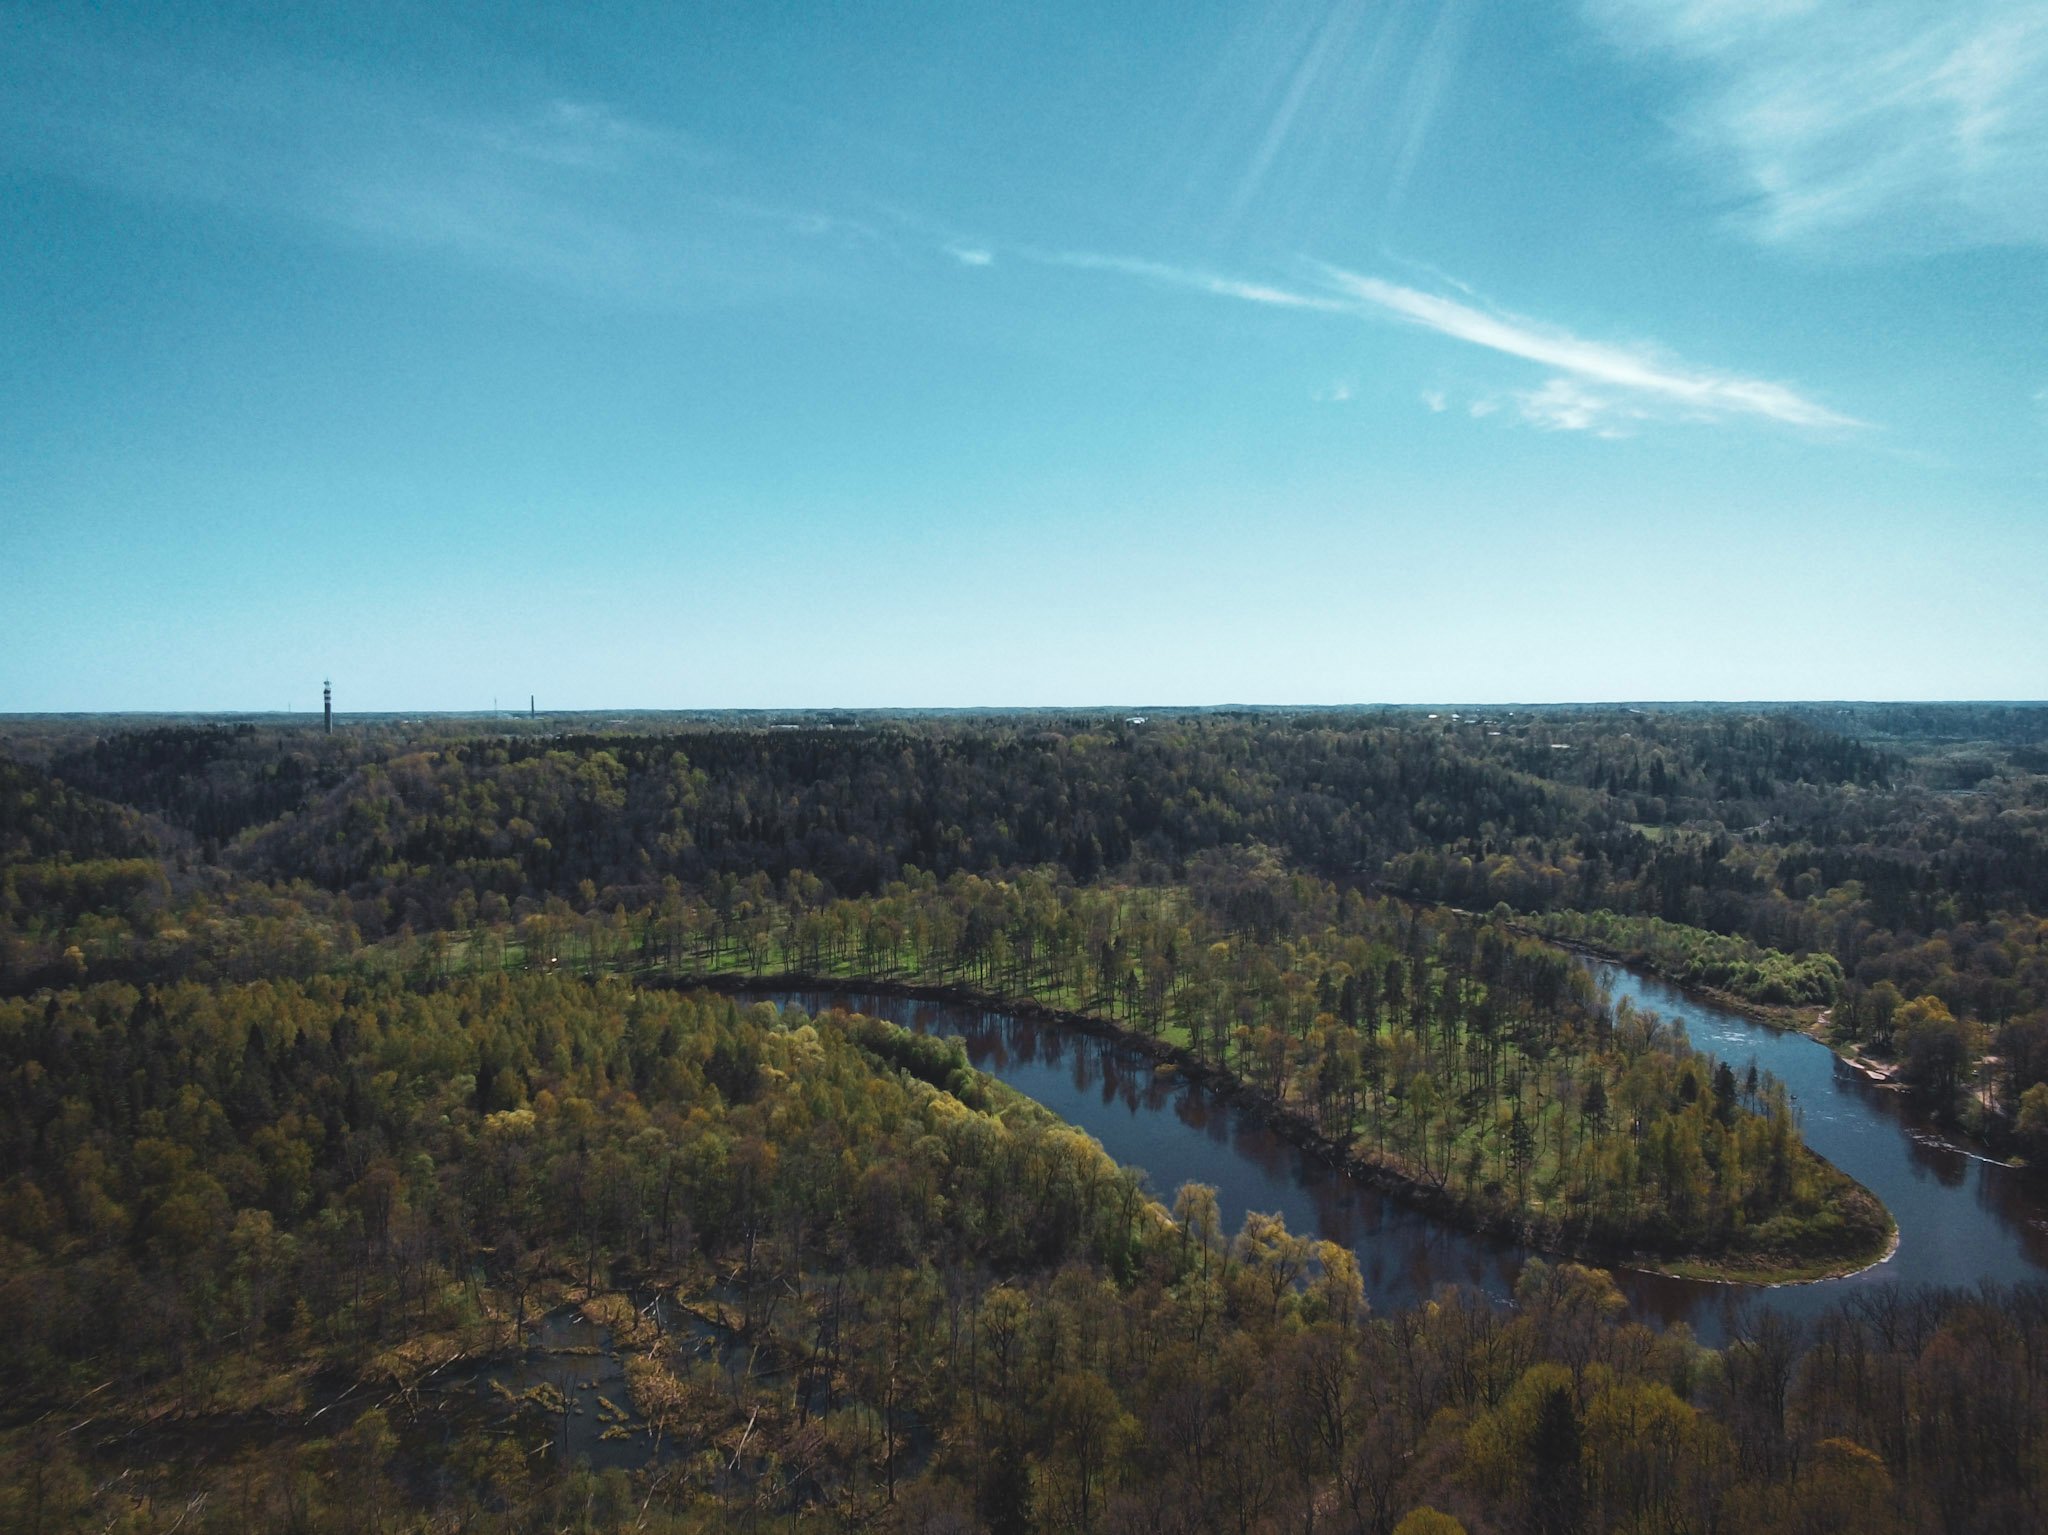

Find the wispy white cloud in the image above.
[
  {"left": 1314, "top": 263, "right": 1861, "bottom": 429},
  {"left": 0, "top": 14, "right": 864, "bottom": 304},
  {"left": 1023, "top": 249, "right": 1346, "bottom": 312},
  {"left": 1516, "top": 380, "right": 1605, "bottom": 434},
  {"left": 1587, "top": 0, "right": 2048, "bottom": 252},
  {"left": 1515, "top": 379, "right": 1653, "bottom": 437},
  {"left": 1193, "top": 0, "right": 1475, "bottom": 246},
  {"left": 946, "top": 245, "right": 994, "bottom": 267},
  {"left": 1420, "top": 389, "right": 1447, "bottom": 412},
  {"left": 1016, "top": 237, "right": 1859, "bottom": 435},
  {"left": 1318, "top": 381, "right": 1356, "bottom": 404}
]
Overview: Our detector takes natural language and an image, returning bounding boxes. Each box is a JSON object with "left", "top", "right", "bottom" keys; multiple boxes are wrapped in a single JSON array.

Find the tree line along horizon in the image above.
[{"left": 1, "top": 703, "right": 2046, "bottom": 1533}]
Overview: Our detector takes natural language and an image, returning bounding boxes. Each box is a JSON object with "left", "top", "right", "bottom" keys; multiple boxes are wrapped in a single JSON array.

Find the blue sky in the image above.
[{"left": 3, "top": 0, "right": 2043, "bottom": 710}]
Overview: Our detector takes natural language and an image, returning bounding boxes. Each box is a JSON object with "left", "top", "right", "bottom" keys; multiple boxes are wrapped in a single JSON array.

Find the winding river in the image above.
[{"left": 755, "top": 966, "right": 2048, "bottom": 1344}]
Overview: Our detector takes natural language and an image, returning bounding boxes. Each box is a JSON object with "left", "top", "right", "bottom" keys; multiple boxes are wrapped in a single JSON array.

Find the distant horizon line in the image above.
[{"left": 5, "top": 699, "right": 2046, "bottom": 720}]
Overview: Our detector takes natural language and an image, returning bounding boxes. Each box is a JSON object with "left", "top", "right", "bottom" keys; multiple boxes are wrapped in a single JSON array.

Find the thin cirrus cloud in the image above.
[
  {"left": 1586, "top": 0, "right": 2048, "bottom": 253},
  {"left": 1314, "top": 262, "right": 1863, "bottom": 432},
  {"left": 1020, "top": 249, "right": 1350, "bottom": 313},
  {"left": 0, "top": 14, "right": 867, "bottom": 304},
  {"left": 1019, "top": 244, "right": 1859, "bottom": 434},
  {"left": 1512, "top": 378, "right": 1651, "bottom": 438},
  {"left": 1195, "top": 0, "right": 1476, "bottom": 240}
]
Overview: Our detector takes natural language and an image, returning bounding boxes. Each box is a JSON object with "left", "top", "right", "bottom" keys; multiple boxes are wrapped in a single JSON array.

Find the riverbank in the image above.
[
  {"left": 1529, "top": 929, "right": 2023, "bottom": 1132},
  {"left": 668, "top": 969, "right": 1897, "bottom": 1288},
  {"left": 1527, "top": 929, "right": 1931, "bottom": 1088},
  {"left": 1510, "top": 927, "right": 1818, "bottom": 1030}
]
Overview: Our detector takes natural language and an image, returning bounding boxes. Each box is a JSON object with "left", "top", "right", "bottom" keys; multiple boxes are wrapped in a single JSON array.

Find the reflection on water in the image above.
[
  {"left": 762, "top": 988, "right": 1529, "bottom": 1320},
  {"left": 1594, "top": 965, "right": 2048, "bottom": 1307},
  {"left": 757, "top": 972, "right": 2048, "bottom": 1346}
]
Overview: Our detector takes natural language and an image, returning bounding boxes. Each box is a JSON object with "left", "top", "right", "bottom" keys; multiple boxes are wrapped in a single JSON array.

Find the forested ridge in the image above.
[
  {"left": 2, "top": 718, "right": 1902, "bottom": 1276},
  {"left": 2, "top": 704, "right": 2047, "bottom": 1532},
  {"left": 8, "top": 707, "right": 2043, "bottom": 1124}
]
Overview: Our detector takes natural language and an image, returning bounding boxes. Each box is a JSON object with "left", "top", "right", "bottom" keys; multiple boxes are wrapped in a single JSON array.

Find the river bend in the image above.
[{"left": 753, "top": 967, "right": 2048, "bottom": 1343}]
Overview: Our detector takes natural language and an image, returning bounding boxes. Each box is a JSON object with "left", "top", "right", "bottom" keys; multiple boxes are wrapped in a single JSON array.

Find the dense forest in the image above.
[
  {"left": 2, "top": 703, "right": 2046, "bottom": 1531},
  {"left": 7, "top": 707, "right": 2044, "bottom": 1120},
  {"left": 0, "top": 973, "right": 2039, "bottom": 1534},
  {"left": 590, "top": 868, "right": 1882, "bottom": 1280}
]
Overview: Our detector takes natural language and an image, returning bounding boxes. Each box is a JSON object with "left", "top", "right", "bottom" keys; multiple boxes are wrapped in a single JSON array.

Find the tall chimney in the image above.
[
  {"left": 530, "top": 695, "right": 535, "bottom": 718},
  {"left": 323, "top": 680, "right": 332, "bottom": 734}
]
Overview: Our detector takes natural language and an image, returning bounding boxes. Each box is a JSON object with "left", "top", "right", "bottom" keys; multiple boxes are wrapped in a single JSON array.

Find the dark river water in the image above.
[{"left": 755, "top": 968, "right": 2048, "bottom": 1344}]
